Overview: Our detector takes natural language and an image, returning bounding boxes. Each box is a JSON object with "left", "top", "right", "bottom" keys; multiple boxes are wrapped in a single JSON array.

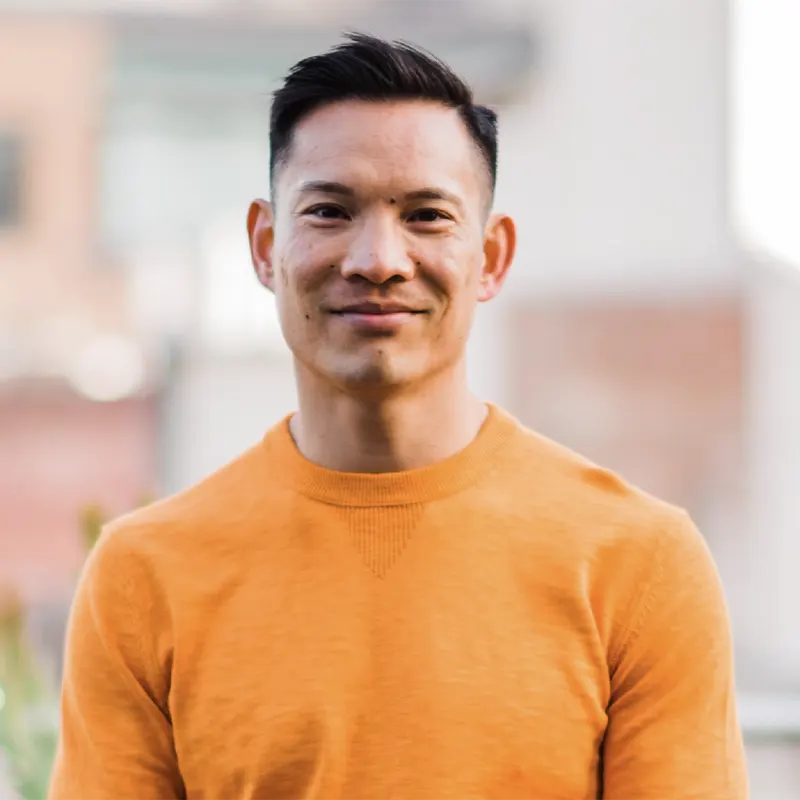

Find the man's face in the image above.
[{"left": 248, "top": 99, "right": 514, "bottom": 396}]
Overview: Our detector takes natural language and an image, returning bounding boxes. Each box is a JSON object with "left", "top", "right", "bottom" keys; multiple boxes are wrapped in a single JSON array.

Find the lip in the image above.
[
  {"left": 332, "top": 302, "right": 419, "bottom": 314},
  {"left": 328, "top": 304, "right": 425, "bottom": 331}
]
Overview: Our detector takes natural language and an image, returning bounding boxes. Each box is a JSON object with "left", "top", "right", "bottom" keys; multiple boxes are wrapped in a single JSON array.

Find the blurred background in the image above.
[{"left": 0, "top": 0, "right": 799, "bottom": 797}]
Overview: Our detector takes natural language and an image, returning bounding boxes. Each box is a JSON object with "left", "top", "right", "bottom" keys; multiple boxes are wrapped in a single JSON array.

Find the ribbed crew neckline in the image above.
[{"left": 261, "top": 403, "right": 519, "bottom": 507}]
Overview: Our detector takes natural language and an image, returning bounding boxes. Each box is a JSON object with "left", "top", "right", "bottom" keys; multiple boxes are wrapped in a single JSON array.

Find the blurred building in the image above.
[{"left": 0, "top": 0, "right": 799, "bottom": 796}]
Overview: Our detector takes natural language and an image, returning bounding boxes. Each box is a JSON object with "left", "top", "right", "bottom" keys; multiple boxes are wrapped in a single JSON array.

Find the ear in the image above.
[
  {"left": 247, "top": 199, "right": 276, "bottom": 292},
  {"left": 478, "top": 213, "right": 516, "bottom": 302}
]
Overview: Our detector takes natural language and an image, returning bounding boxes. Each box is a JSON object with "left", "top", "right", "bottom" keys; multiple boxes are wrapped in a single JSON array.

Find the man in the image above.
[{"left": 50, "top": 33, "right": 748, "bottom": 800}]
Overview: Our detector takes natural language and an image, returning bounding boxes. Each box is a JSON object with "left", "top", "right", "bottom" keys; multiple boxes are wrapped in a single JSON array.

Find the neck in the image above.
[{"left": 290, "top": 362, "right": 488, "bottom": 473}]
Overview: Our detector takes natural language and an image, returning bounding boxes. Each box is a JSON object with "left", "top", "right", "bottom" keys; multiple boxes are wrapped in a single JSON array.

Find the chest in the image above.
[{"left": 168, "top": 551, "right": 609, "bottom": 799}]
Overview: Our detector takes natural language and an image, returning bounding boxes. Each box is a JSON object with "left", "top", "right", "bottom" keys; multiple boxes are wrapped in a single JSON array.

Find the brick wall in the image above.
[
  {"left": 0, "top": 381, "right": 159, "bottom": 606},
  {"left": 508, "top": 297, "right": 745, "bottom": 543}
]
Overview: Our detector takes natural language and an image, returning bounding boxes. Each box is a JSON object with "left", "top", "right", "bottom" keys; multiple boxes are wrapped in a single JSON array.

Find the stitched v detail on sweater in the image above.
[{"left": 336, "top": 505, "right": 426, "bottom": 578}]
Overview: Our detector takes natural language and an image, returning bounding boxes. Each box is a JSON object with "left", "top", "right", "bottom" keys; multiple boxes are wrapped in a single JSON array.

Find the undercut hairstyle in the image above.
[{"left": 269, "top": 32, "right": 498, "bottom": 195}]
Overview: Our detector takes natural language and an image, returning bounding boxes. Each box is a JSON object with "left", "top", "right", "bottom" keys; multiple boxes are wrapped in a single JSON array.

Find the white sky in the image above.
[{"left": 733, "top": 0, "right": 800, "bottom": 268}]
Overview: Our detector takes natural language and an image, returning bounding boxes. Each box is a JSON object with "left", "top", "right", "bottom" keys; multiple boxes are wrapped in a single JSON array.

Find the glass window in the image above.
[{"left": 0, "top": 132, "right": 22, "bottom": 227}]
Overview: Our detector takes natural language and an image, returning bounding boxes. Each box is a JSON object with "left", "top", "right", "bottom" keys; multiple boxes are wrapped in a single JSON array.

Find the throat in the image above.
[{"left": 289, "top": 390, "right": 488, "bottom": 474}]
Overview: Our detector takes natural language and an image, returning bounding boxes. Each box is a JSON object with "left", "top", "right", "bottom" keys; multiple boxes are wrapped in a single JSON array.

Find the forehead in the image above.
[{"left": 278, "top": 100, "right": 486, "bottom": 201}]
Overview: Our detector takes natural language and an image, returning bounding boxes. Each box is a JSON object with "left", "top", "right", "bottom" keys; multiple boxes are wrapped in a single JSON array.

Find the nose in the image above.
[{"left": 340, "top": 214, "right": 416, "bottom": 284}]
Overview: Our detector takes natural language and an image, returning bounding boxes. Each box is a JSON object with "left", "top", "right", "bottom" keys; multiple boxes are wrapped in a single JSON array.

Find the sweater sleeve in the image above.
[
  {"left": 48, "top": 526, "right": 184, "bottom": 800},
  {"left": 602, "top": 511, "right": 748, "bottom": 799}
]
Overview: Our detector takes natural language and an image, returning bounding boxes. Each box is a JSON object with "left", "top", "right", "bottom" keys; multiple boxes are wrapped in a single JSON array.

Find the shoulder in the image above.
[
  {"left": 102, "top": 438, "right": 274, "bottom": 555},
  {"left": 72, "top": 438, "right": 280, "bottom": 616},
  {"left": 497, "top": 412, "right": 713, "bottom": 638},
  {"left": 500, "top": 412, "right": 692, "bottom": 549},
  {"left": 116, "top": 437, "right": 272, "bottom": 528}
]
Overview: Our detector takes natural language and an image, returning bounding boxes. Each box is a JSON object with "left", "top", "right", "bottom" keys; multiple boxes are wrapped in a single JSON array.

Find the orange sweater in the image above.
[{"left": 50, "top": 405, "right": 747, "bottom": 799}]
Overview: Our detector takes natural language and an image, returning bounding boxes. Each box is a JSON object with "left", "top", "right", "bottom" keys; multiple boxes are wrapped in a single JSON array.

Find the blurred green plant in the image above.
[
  {"left": 0, "top": 503, "right": 111, "bottom": 800},
  {"left": 0, "top": 589, "right": 58, "bottom": 800},
  {"left": 79, "top": 504, "right": 105, "bottom": 555}
]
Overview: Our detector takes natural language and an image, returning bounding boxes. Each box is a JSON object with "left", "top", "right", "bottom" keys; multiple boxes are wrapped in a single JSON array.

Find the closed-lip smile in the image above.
[
  {"left": 331, "top": 302, "right": 423, "bottom": 315},
  {"left": 327, "top": 302, "right": 426, "bottom": 331}
]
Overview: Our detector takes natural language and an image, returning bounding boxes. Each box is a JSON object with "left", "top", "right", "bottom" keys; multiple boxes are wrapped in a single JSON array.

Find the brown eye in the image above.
[
  {"left": 408, "top": 208, "right": 449, "bottom": 224},
  {"left": 305, "top": 204, "right": 350, "bottom": 220}
]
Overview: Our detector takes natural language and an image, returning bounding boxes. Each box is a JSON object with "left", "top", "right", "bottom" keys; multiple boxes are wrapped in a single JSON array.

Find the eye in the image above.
[
  {"left": 407, "top": 208, "right": 451, "bottom": 224},
  {"left": 304, "top": 204, "right": 350, "bottom": 221}
]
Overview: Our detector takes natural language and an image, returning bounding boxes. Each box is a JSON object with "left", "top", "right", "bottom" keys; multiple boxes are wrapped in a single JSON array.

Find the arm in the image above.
[
  {"left": 48, "top": 527, "right": 184, "bottom": 800},
  {"left": 602, "top": 511, "right": 748, "bottom": 799}
]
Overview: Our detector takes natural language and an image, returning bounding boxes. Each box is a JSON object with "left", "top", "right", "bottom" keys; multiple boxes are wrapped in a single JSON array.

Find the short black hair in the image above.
[{"left": 269, "top": 32, "right": 498, "bottom": 194}]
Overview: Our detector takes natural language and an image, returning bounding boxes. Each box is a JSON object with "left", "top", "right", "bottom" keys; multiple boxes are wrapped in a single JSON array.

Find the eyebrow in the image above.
[
  {"left": 297, "top": 181, "right": 463, "bottom": 208},
  {"left": 404, "top": 188, "right": 463, "bottom": 208},
  {"left": 298, "top": 181, "right": 355, "bottom": 197}
]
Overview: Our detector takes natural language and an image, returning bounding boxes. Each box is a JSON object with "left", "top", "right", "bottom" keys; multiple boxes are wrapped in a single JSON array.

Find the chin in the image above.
[
  {"left": 338, "top": 362, "right": 403, "bottom": 392},
  {"left": 296, "top": 343, "right": 432, "bottom": 396},
  {"left": 327, "top": 354, "right": 421, "bottom": 396}
]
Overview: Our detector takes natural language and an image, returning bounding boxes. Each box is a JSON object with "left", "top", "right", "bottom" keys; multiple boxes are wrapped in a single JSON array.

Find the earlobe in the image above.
[
  {"left": 478, "top": 213, "right": 516, "bottom": 303},
  {"left": 247, "top": 199, "right": 276, "bottom": 292}
]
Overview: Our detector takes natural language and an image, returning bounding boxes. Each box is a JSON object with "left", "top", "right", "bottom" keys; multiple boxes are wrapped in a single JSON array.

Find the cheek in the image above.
[
  {"left": 273, "top": 267, "right": 334, "bottom": 335},
  {"left": 434, "top": 261, "right": 482, "bottom": 338},
  {"left": 431, "top": 249, "right": 482, "bottom": 308},
  {"left": 279, "top": 235, "right": 340, "bottom": 296}
]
